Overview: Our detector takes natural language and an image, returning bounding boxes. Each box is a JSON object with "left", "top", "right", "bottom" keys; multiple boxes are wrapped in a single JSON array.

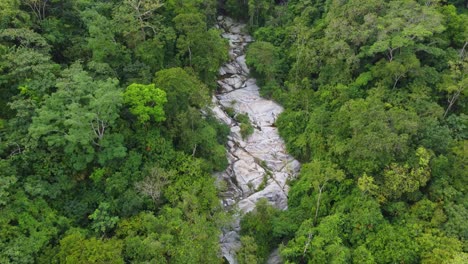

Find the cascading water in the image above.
[{"left": 211, "top": 16, "right": 300, "bottom": 264}]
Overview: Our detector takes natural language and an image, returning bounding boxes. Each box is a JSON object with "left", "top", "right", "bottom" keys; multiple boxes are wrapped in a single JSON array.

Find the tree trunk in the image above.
[{"left": 313, "top": 184, "right": 324, "bottom": 226}]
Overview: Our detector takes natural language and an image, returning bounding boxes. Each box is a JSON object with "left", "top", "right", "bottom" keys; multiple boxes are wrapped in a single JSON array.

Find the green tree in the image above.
[
  {"left": 247, "top": 0, "right": 274, "bottom": 27},
  {"left": 123, "top": 83, "right": 167, "bottom": 124},
  {"left": 166, "top": 0, "right": 218, "bottom": 21},
  {"left": 439, "top": 52, "right": 467, "bottom": 118},
  {"left": 0, "top": 160, "right": 17, "bottom": 206},
  {"left": 89, "top": 202, "right": 119, "bottom": 236},
  {"left": 153, "top": 68, "right": 228, "bottom": 170},
  {"left": 224, "top": 0, "right": 248, "bottom": 20},
  {"left": 379, "top": 147, "right": 432, "bottom": 201},
  {"left": 366, "top": 224, "right": 419, "bottom": 263},
  {"left": 81, "top": 9, "right": 130, "bottom": 71},
  {"left": 352, "top": 245, "right": 375, "bottom": 264},
  {"left": 300, "top": 160, "right": 345, "bottom": 226},
  {"left": 331, "top": 90, "right": 419, "bottom": 175},
  {"left": 113, "top": 0, "right": 163, "bottom": 43},
  {"left": 28, "top": 63, "right": 125, "bottom": 170},
  {"left": 55, "top": 230, "right": 124, "bottom": 264},
  {"left": 0, "top": 191, "right": 68, "bottom": 264},
  {"left": 173, "top": 13, "right": 227, "bottom": 83},
  {"left": 241, "top": 199, "right": 281, "bottom": 262},
  {"left": 0, "top": 0, "right": 30, "bottom": 28},
  {"left": 237, "top": 236, "right": 259, "bottom": 264},
  {"left": 246, "top": 41, "right": 280, "bottom": 82},
  {"left": 281, "top": 214, "right": 350, "bottom": 263},
  {"left": 22, "top": 0, "right": 51, "bottom": 23},
  {"left": 154, "top": 67, "right": 209, "bottom": 116},
  {"left": 363, "top": 0, "right": 445, "bottom": 61},
  {"left": 0, "top": 28, "right": 59, "bottom": 119}
]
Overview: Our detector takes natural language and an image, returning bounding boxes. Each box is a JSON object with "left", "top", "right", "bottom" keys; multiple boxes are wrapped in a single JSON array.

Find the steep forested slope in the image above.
[
  {"left": 0, "top": 0, "right": 466, "bottom": 263},
  {"left": 0, "top": 1, "right": 229, "bottom": 263},
  {"left": 227, "top": 0, "right": 467, "bottom": 263}
]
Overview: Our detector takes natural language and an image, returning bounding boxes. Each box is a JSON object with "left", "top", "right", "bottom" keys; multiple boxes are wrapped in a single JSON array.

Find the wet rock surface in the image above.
[{"left": 212, "top": 17, "right": 300, "bottom": 264}]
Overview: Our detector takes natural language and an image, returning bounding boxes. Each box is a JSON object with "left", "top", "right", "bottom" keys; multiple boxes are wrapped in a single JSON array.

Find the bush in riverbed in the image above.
[{"left": 236, "top": 113, "right": 254, "bottom": 139}]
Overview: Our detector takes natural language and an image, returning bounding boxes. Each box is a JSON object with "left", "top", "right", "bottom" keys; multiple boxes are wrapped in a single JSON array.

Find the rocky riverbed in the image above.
[{"left": 212, "top": 16, "right": 301, "bottom": 264}]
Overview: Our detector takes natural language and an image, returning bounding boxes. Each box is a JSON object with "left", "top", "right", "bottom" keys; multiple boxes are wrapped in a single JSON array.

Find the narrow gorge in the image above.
[{"left": 212, "top": 17, "right": 301, "bottom": 263}]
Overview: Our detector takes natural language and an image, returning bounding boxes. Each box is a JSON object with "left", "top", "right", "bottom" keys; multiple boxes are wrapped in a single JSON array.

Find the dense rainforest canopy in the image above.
[{"left": 0, "top": 0, "right": 466, "bottom": 263}]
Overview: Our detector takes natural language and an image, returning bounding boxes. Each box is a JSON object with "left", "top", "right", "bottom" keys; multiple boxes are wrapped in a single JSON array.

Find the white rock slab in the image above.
[
  {"left": 236, "top": 55, "right": 250, "bottom": 74},
  {"left": 211, "top": 17, "right": 300, "bottom": 264}
]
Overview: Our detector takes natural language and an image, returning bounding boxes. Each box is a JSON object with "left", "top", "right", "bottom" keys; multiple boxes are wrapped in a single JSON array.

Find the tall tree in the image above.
[
  {"left": 123, "top": 83, "right": 167, "bottom": 124},
  {"left": 173, "top": 13, "right": 227, "bottom": 83},
  {"left": 28, "top": 63, "right": 125, "bottom": 170}
]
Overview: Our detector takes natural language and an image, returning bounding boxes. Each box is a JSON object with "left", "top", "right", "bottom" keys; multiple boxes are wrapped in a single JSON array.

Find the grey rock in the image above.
[
  {"left": 230, "top": 24, "right": 245, "bottom": 34},
  {"left": 236, "top": 55, "right": 250, "bottom": 74},
  {"left": 211, "top": 16, "right": 300, "bottom": 264},
  {"left": 267, "top": 248, "right": 283, "bottom": 264},
  {"left": 221, "top": 75, "right": 245, "bottom": 89},
  {"left": 217, "top": 80, "right": 235, "bottom": 93}
]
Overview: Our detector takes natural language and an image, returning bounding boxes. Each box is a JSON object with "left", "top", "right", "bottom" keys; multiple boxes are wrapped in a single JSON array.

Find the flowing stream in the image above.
[{"left": 212, "top": 17, "right": 300, "bottom": 264}]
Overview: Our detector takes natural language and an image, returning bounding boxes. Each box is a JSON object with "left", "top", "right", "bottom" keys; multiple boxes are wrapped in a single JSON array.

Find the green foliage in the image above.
[
  {"left": 237, "top": 236, "right": 259, "bottom": 264},
  {"left": 300, "top": 159, "right": 345, "bottom": 191},
  {"left": 246, "top": 41, "right": 281, "bottom": 97},
  {"left": 55, "top": 230, "right": 124, "bottom": 264},
  {"left": 28, "top": 63, "right": 125, "bottom": 170},
  {"left": 0, "top": 30, "right": 60, "bottom": 119},
  {"left": 240, "top": 199, "right": 281, "bottom": 263},
  {"left": 135, "top": 166, "right": 174, "bottom": 205},
  {"left": 151, "top": 67, "right": 227, "bottom": 171},
  {"left": 88, "top": 202, "right": 119, "bottom": 235},
  {"left": 123, "top": 83, "right": 167, "bottom": 123},
  {"left": 236, "top": 113, "right": 254, "bottom": 139},
  {"left": 281, "top": 214, "right": 351, "bottom": 263},
  {"left": 115, "top": 158, "right": 226, "bottom": 263},
  {"left": 0, "top": 0, "right": 466, "bottom": 262},
  {"left": 378, "top": 147, "right": 432, "bottom": 201},
  {"left": 81, "top": 9, "right": 130, "bottom": 71},
  {"left": 247, "top": 0, "right": 276, "bottom": 28},
  {"left": 0, "top": 159, "right": 17, "bottom": 206},
  {"left": 0, "top": 0, "right": 30, "bottom": 28},
  {"left": 224, "top": 0, "right": 249, "bottom": 20},
  {"left": 255, "top": 0, "right": 468, "bottom": 262},
  {"left": 112, "top": 0, "right": 163, "bottom": 44},
  {"left": 0, "top": 192, "right": 68, "bottom": 264},
  {"left": 352, "top": 245, "right": 375, "bottom": 264},
  {"left": 366, "top": 224, "right": 418, "bottom": 263},
  {"left": 173, "top": 12, "right": 228, "bottom": 84},
  {"left": 0, "top": 1, "right": 233, "bottom": 262},
  {"left": 154, "top": 67, "right": 209, "bottom": 116}
]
